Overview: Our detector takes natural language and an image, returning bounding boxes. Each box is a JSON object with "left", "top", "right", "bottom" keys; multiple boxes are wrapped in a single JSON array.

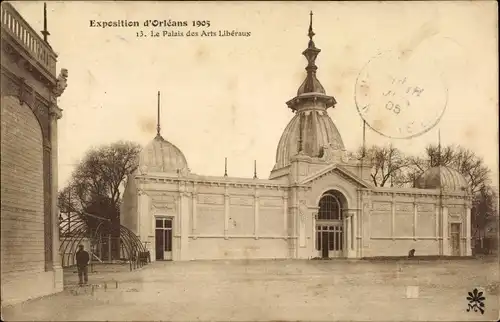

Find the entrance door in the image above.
[
  {"left": 155, "top": 217, "right": 173, "bottom": 261},
  {"left": 316, "top": 190, "right": 346, "bottom": 259},
  {"left": 450, "top": 223, "right": 461, "bottom": 256},
  {"left": 316, "top": 224, "right": 343, "bottom": 258},
  {"left": 321, "top": 231, "right": 329, "bottom": 258}
]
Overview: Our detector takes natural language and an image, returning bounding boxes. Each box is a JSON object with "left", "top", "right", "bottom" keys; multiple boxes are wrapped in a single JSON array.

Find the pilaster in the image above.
[
  {"left": 49, "top": 103, "right": 63, "bottom": 290},
  {"left": 391, "top": 193, "right": 396, "bottom": 241},
  {"left": 362, "top": 197, "right": 371, "bottom": 249},
  {"left": 282, "top": 195, "right": 288, "bottom": 238},
  {"left": 224, "top": 185, "right": 229, "bottom": 239},
  {"left": 413, "top": 201, "right": 418, "bottom": 240},
  {"left": 465, "top": 203, "right": 472, "bottom": 256},
  {"left": 192, "top": 190, "right": 197, "bottom": 236},
  {"left": 435, "top": 204, "right": 440, "bottom": 242},
  {"left": 180, "top": 190, "right": 190, "bottom": 260},
  {"left": 137, "top": 189, "right": 149, "bottom": 236},
  {"left": 343, "top": 211, "right": 350, "bottom": 257},
  {"left": 254, "top": 189, "right": 259, "bottom": 239},
  {"left": 298, "top": 201, "right": 307, "bottom": 248},
  {"left": 291, "top": 187, "right": 299, "bottom": 258},
  {"left": 351, "top": 210, "right": 357, "bottom": 256},
  {"left": 442, "top": 205, "right": 449, "bottom": 255}
]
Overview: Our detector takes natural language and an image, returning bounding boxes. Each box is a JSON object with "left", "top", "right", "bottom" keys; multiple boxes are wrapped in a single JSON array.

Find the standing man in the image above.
[{"left": 75, "top": 244, "right": 90, "bottom": 285}]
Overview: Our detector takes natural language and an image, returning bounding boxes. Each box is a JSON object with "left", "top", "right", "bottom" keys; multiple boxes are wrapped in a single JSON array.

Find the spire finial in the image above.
[
  {"left": 295, "top": 11, "right": 325, "bottom": 96},
  {"left": 224, "top": 157, "right": 228, "bottom": 177},
  {"left": 308, "top": 11, "right": 315, "bottom": 41},
  {"left": 155, "top": 91, "right": 163, "bottom": 140},
  {"left": 253, "top": 160, "right": 257, "bottom": 179},
  {"left": 41, "top": 3, "right": 50, "bottom": 43}
]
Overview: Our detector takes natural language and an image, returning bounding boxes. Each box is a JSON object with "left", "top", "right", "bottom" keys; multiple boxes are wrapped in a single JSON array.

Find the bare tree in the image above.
[
  {"left": 471, "top": 185, "right": 498, "bottom": 253},
  {"left": 353, "top": 144, "right": 410, "bottom": 187},
  {"left": 58, "top": 141, "right": 141, "bottom": 227},
  {"left": 58, "top": 141, "right": 141, "bottom": 259}
]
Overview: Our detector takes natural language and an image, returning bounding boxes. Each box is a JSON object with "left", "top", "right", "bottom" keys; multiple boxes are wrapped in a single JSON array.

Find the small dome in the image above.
[
  {"left": 139, "top": 135, "right": 188, "bottom": 174},
  {"left": 415, "top": 166, "right": 468, "bottom": 192},
  {"left": 274, "top": 109, "right": 345, "bottom": 169}
]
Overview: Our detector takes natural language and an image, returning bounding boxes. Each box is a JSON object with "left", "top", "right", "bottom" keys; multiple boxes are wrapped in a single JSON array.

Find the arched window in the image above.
[{"left": 318, "top": 194, "right": 342, "bottom": 220}]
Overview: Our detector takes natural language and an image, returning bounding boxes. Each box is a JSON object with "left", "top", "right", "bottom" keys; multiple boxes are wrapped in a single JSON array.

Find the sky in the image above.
[{"left": 11, "top": 1, "right": 499, "bottom": 188}]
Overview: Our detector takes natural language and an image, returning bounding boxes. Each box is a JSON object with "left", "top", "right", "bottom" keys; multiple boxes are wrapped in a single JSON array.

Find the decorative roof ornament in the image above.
[
  {"left": 319, "top": 143, "right": 349, "bottom": 164},
  {"left": 156, "top": 91, "right": 163, "bottom": 140},
  {"left": 41, "top": 3, "right": 50, "bottom": 44},
  {"left": 286, "top": 12, "right": 336, "bottom": 112},
  {"left": 53, "top": 68, "right": 68, "bottom": 97},
  {"left": 297, "top": 11, "right": 325, "bottom": 96}
]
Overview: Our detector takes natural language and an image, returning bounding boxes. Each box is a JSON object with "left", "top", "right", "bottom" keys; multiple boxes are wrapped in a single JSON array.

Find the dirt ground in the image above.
[{"left": 2, "top": 258, "right": 498, "bottom": 321}]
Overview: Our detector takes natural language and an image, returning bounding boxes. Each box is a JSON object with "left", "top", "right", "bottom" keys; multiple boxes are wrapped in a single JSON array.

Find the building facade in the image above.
[
  {"left": 121, "top": 15, "right": 472, "bottom": 261},
  {"left": 1, "top": 3, "right": 67, "bottom": 306}
]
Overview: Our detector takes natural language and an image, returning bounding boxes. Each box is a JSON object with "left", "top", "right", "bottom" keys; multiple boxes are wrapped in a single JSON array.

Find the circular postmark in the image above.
[{"left": 355, "top": 50, "right": 448, "bottom": 139}]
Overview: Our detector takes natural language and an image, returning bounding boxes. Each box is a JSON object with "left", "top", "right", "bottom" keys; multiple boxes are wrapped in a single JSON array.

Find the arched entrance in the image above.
[{"left": 316, "top": 190, "right": 347, "bottom": 258}]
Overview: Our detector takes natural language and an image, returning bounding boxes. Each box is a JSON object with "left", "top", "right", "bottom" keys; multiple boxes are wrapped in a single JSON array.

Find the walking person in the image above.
[{"left": 75, "top": 245, "right": 90, "bottom": 285}]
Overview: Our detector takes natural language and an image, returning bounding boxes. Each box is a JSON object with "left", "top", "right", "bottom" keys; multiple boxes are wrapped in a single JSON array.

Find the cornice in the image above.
[
  {"left": 1, "top": 35, "right": 57, "bottom": 87},
  {"left": 136, "top": 175, "right": 289, "bottom": 190}
]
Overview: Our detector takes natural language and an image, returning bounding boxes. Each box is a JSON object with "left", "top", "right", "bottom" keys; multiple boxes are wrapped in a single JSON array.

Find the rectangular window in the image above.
[{"left": 156, "top": 219, "right": 163, "bottom": 228}]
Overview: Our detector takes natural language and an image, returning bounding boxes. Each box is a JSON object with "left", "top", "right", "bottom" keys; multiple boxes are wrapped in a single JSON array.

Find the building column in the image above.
[
  {"left": 465, "top": 204, "right": 472, "bottom": 256},
  {"left": 442, "top": 205, "right": 449, "bottom": 255},
  {"left": 413, "top": 201, "right": 418, "bottom": 240},
  {"left": 435, "top": 204, "right": 440, "bottom": 242},
  {"left": 291, "top": 188, "right": 299, "bottom": 258},
  {"left": 254, "top": 190, "right": 259, "bottom": 239},
  {"left": 49, "top": 105, "right": 63, "bottom": 290},
  {"left": 192, "top": 192, "right": 197, "bottom": 237},
  {"left": 224, "top": 186, "right": 229, "bottom": 239},
  {"left": 298, "top": 201, "right": 307, "bottom": 248},
  {"left": 391, "top": 194, "right": 396, "bottom": 240},
  {"left": 343, "top": 211, "right": 350, "bottom": 257},
  {"left": 137, "top": 190, "right": 148, "bottom": 236},
  {"left": 351, "top": 210, "right": 357, "bottom": 257},
  {"left": 311, "top": 206, "right": 319, "bottom": 256},
  {"left": 180, "top": 191, "right": 190, "bottom": 260},
  {"left": 283, "top": 195, "right": 288, "bottom": 238},
  {"left": 363, "top": 201, "right": 371, "bottom": 248}
]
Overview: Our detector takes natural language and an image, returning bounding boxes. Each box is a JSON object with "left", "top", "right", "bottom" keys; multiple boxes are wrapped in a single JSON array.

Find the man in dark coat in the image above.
[{"left": 75, "top": 245, "right": 90, "bottom": 285}]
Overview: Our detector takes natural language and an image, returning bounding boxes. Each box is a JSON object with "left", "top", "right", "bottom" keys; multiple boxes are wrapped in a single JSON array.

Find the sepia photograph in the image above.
[{"left": 1, "top": 1, "right": 498, "bottom": 321}]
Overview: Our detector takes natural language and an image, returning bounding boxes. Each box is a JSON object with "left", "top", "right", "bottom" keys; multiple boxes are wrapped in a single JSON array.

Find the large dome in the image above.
[
  {"left": 139, "top": 135, "right": 189, "bottom": 174},
  {"left": 415, "top": 166, "right": 468, "bottom": 192},
  {"left": 274, "top": 109, "right": 345, "bottom": 169}
]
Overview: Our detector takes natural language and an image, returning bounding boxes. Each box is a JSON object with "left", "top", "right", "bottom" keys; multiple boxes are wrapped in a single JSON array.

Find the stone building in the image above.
[
  {"left": 121, "top": 14, "right": 472, "bottom": 261},
  {"left": 1, "top": 3, "right": 67, "bottom": 305}
]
